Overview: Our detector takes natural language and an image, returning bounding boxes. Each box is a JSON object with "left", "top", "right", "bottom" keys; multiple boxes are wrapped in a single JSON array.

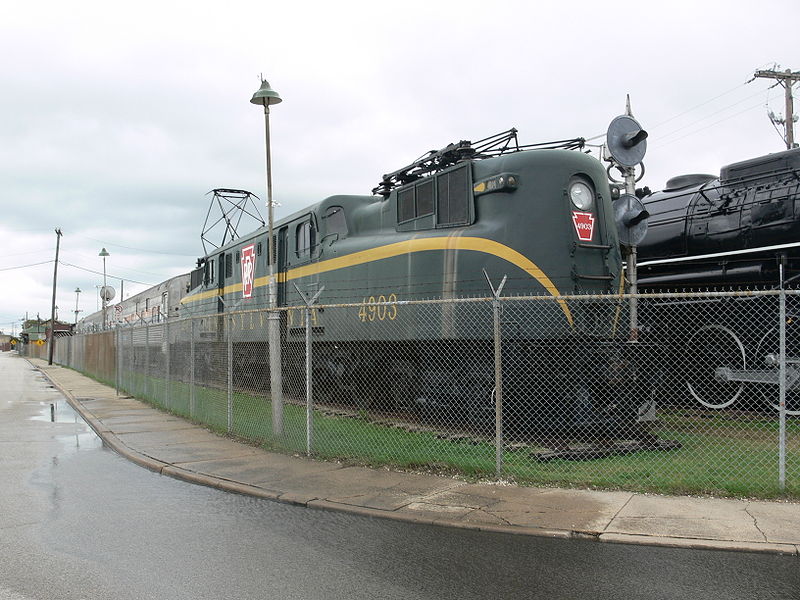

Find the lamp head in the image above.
[{"left": 250, "top": 79, "right": 282, "bottom": 106}]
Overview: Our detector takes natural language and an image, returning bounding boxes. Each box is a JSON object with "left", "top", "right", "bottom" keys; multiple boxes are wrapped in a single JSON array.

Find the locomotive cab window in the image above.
[
  {"left": 204, "top": 259, "right": 215, "bottom": 285},
  {"left": 225, "top": 253, "right": 233, "bottom": 278},
  {"left": 323, "top": 206, "right": 348, "bottom": 237},
  {"left": 296, "top": 220, "right": 316, "bottom": 257}
]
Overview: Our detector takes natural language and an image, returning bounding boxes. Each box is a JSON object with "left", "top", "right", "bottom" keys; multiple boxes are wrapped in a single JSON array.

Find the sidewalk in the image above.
[{"left": 27, "top": 357, "right": 800, "bottom": 556}]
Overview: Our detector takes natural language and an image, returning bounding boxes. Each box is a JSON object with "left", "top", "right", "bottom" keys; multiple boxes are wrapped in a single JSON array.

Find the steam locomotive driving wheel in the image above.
[
  {"left": 754, "top": 323, "right": 800, "bottom": 416},
  {"left": 685, "top": 324, "right": 746, "bottom": 409}
]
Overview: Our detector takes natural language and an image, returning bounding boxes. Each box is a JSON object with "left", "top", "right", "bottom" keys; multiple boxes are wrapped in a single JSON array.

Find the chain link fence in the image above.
[{"left": 33, "top": 289, "right": 800, "bottom": 498}]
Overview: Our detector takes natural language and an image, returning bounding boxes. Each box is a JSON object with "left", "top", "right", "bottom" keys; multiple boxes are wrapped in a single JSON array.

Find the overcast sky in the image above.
[{"left": 1, "top": 0, "right": 797, "bottom": 333}]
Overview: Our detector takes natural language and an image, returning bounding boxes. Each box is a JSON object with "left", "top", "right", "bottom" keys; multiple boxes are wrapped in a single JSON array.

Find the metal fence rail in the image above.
[{"left": 33, "top": 289, "right": 799, "bottom": 498}]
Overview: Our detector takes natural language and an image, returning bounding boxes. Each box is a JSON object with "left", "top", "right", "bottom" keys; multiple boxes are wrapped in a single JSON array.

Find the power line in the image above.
[
  {"left": 649, "top": 81, "right": 751, "bottom": 130},
  {"left": 654, "top": 88, "right": 769, "bottom": 142},
  {"left": 76, "top": 235, "right": 197, "bottom": 257},
  {"left": 60, "top": 261, "right": 154, "bottom": 287},
  {"left": 61, "top": 249, "right": 189, "bottom": 280},
  {"left": 0, "top": 260, "right": 53, "bottom": 272},
  {"left": 584, "top": 75, "right": 760, "bottom": 141},
  {"left": 653, "top": 99, "right": 767, "bottom": 149},
  {"left": 1, "top": 248, "right": 53, "bottom": 258},
  {"left": 0, "top": 257, "right": 160, "bottom": 288}
]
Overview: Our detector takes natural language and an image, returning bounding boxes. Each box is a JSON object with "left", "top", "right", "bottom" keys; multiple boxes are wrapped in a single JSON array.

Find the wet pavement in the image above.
[
  {"left": 3, "top": 353, "right": 800, "bottom": 599},
  {"left": 17, "top": 354, "right": 800, "bottom": 556}
]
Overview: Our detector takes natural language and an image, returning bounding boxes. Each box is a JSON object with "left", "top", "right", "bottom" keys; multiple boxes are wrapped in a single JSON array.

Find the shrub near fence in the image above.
[{"left": 43, "top": 290, "right": 799, "bottom": 498}]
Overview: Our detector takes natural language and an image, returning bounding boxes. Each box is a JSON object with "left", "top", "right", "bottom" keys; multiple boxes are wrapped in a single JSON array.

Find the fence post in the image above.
[
  {"left": 484, "top": 270, "right": 507, "bottom": 478},
  {"left": 115, "top": 326, "right": 120, "bottom": 396},
  {"left": 295, "top": 285, "right": 324, "bottom": 457},
  {"left": 269, "top": 306, "right": 284, "bottom": 436},
  {"left": 227, "top": 317, "right": 233, "bottom": 434},
  {"left": 165, "top": 320, "right": 171, "bottom": 409},
  {"left": 145, "top": 325, "right": 150, "bottom": 401},
  {"left": 129, "top": 326, "right": 134, "bottom": 395},
  {"left": 190, "top": 318, "right": 196, "bottom": 418},
  {"left": 779, "top": 263, "right": 787, "bottom": 491}
]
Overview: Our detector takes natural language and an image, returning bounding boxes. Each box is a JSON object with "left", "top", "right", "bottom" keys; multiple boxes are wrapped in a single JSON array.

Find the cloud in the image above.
[{"left": 0, "top": 0, "right": 797, "bottom": 327}]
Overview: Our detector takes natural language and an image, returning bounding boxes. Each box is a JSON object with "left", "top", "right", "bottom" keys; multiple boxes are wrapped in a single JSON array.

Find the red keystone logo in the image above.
[
  {"left": 241, "top": 244, "right": 256, "bottom": 298},
  {"left": 571, "top": 211, "right": 595, "bottom": 242}
]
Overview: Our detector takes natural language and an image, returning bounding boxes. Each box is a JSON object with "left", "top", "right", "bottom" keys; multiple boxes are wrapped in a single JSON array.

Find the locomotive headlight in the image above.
[
  {"left": 568, "top": 180, "right": 594, "bottom": 210},
  {"left": 473, "top": 173, "right": 519, "bottom": 196}
]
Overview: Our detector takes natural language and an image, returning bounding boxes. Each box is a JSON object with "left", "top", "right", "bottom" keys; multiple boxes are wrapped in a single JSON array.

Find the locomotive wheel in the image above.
[
  {"left": 390, "top": 371, "right": 418, "bottom": 412},
  {"left": 755, "top": 328, "right": 800, "bottom": 416},
  {"left": 384, "top": 359, "right": 420, "bottom": 412},
  {"left": 685, "top": 324, "right": 746, "bottom": 409},
  {"left": 313, "top": 368, "right": 349, "bottom": 407}
]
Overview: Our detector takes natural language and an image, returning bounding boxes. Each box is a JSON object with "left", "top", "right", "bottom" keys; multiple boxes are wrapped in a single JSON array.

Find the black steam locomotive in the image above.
[
  {"left": 635, "top": 147, "right": 800, "bottom": 414},
  {"left": 637, "top": 147, "right": 800, "bottom": 289}
]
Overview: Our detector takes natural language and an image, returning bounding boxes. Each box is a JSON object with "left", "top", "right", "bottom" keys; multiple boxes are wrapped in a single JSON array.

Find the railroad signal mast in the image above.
[
  {"left": 604, "top": 97, "right": 650, "bottom": 341},
  {"left": 752, "top": 67, "right": 800, "bottom": 150}
]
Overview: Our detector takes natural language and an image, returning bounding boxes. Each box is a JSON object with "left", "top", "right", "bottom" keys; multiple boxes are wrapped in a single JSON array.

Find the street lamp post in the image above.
[
  {"left": 99, "top": 248, "right": 110, "bottom": 329},
  {"left": 74, "top": 287, "right": 82, "bottom": 326},
  {"left": 250, "top": 77, "right": 284, "bottom": 435}
]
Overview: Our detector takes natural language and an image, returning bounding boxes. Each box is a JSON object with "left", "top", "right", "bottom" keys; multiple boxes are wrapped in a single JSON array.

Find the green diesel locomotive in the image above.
[{"left": 180, "top": 130, "right": 642, "bottom": 434}]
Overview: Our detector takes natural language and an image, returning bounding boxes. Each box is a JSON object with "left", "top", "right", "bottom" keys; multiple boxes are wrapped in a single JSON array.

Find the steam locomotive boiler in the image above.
[{"left": 637, "top": 147, "right": 800, "bottom": 288}]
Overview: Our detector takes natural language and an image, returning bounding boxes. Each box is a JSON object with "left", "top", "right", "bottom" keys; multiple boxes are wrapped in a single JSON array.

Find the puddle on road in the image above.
[{"left": 30, "top": 400, "right": 102, "bottom": 452}]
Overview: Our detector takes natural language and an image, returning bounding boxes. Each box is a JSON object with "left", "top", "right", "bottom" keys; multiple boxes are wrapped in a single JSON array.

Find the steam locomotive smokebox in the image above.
[{"left": 721, "top": 147, "right": 800, "bottom": 187}]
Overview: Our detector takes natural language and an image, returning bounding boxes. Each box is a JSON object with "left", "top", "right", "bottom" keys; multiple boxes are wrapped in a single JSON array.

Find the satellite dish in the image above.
[
  {"left": 607, "top": 115, "right": 648, "bottom": 168},
  {"left": 100, "top": 286, "right": 116, "bottom": 302},
  {"left": 613, "top": 194, "right": 649, "bottom": 246}
]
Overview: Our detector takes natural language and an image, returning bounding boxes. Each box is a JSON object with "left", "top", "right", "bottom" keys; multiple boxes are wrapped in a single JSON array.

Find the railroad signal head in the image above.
[
  {"left": 606, "top": 115, "right": 648, "bottom": 168},
  {"left": 613, "top": 193, "right": 649, "bottom": 246}
]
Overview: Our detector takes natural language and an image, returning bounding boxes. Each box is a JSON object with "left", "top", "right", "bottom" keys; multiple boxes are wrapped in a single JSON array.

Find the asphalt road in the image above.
[{"left": 1, "top": 353, "right": 798, "bottom": 600}]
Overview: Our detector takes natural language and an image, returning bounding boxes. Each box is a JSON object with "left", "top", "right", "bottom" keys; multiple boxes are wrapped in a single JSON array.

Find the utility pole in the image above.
[
  {"left": 753, "top": 67, "right": 800, "bottom": 149},
  {"left": 48, "top": 228, "right": 62, "bottom": 365}
]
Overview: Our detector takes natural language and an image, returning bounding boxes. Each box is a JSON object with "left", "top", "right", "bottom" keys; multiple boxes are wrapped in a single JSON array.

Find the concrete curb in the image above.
[{"left": 29, "top": 360, "right": 800, "bottom": 557}]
